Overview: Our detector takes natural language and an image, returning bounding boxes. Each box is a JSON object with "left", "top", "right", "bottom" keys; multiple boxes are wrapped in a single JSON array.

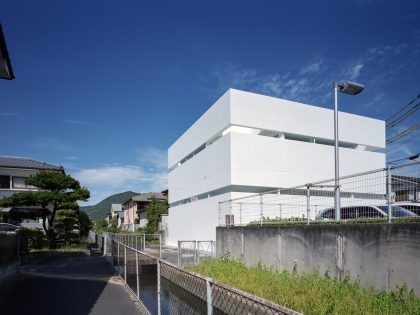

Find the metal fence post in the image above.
[
  {"left": 117, "top": 242, "right": 120, "bottom": 275},
  {"left": 239, "top": 203, "right": 242, "bottom": 225},
  {"left": 229, "top": 203, "right": 233, "bottom": 226},
  {"left": 194, "top": 241, "right": 198, "bottom": 265},
  {"left": 306, "top": 185, "right": 311, "bottom": 225},
  {"left": 259, "top": 193, "right": 263, "bottom": 226},
  {"left": 143, "top": 234, "right": 146, "bottom": 251},
  {"left": 124, "top": 246, "right": 127, "bottom": 283},
  {"left": 159, "top": 234, "right": 162, "bottom": 259},
  {"left": 218, "top": 202, "right": 221, "bottom": 226},
  {"left": 387, "top": 166, "right": 392, "bottom": 223},
  {"left": 206, "top": 279, "right": 213, "bottom": 315},
  {"left": 157, "top": 260, "right": 161, "bottom": 315},
  {"left": 135, "top": 245, "right": 140, "bottom": 299},
  {"left": 178, "top": 241, "right": 181, "bottom": 267}
]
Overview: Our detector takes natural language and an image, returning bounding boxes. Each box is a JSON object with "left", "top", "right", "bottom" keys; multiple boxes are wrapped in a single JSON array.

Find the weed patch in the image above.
[{"left": 191, "top": 259, "right": 420, "bottom": 315}]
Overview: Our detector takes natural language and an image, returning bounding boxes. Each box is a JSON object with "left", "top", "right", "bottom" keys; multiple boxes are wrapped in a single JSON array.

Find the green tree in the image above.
[
  {"left": 53, "top": 209, "right": 80, "bottom": 245},
  {"left": 78, "top": 211, "right": 93, "bottom": 237},
  {"left": 145, "top": 198, "right": 168, "bottom": 234},
  {"left": 0, "top": 171, "right": 90, "bottom": 239},
  {"left": 94, "top": 218, "right": 108, "bottom": 233}
]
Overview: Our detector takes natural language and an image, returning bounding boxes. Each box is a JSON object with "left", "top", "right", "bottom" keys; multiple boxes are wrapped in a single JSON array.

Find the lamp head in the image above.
[{"left": 336, "top": 81, "right": 364, "bottom": 95}]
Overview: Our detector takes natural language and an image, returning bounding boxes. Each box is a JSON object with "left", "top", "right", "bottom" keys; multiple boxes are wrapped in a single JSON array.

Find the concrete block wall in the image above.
[{"left": 217, "top": 223, "right": 420, "bottom": 295}]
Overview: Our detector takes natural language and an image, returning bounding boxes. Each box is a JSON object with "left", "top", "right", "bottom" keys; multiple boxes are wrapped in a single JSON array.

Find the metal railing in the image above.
[
  {"left": 177, "top": 240, "right": 215, "bottom": 268},
  {"left": 91, "top": 232, "right": 300, "bottom": 315},
  {"left": 219, "top": 161, "right": 420, "bottom": 226}
]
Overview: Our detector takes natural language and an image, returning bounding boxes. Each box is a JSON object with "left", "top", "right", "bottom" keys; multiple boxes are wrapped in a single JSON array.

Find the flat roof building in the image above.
[{"left": 167, "top": 89, "right": 385, "bottom": 245}]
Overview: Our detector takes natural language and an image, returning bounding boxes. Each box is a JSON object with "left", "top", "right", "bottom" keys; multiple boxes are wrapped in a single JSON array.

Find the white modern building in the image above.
[{"left": 167, "top": 89, "right": 385, "bottom": 245}]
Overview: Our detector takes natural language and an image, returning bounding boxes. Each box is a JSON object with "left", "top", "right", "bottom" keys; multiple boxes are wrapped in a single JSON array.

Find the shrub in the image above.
[
  {"left": 18, "top": 228, "right": 49, "bottom": 254},
  {"left": 53, "top": 210, "right": 80, "bottom": 246}
]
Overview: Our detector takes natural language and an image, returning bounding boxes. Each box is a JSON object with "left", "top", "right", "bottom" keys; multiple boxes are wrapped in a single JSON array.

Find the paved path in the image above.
[{"left": 0, "top": 250, "right": 147, "bottom": 315}]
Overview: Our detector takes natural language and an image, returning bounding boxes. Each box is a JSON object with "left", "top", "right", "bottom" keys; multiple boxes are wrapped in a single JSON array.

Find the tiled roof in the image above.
[
  {"left": 0, "top": 156, "right": 63, "bottom": 171},
  {"left": 111, "top": 204, "right": 123, "bottom": 212},
  {"left": 132, "top": 192, "right": 167, "bottom": 202},
  {"left": 0, "top": 190, "right": 16, "bottom": 199}
]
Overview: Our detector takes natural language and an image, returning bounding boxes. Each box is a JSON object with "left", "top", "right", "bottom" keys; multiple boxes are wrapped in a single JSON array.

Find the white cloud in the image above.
[
  {"left": 64, "top": 120, "right": 91, "bottom": 126},
  {"left": 348, "top": 64, "right": 364, "bottom": 80},
  {"left": 73, "top": 165, "right": 167, "bottom": 205},
  {"left": 137, "top": 147, "right": 168, "bottom": 170},
  {"left": 29, "top": 137, "right": 70, "bottom": 152},
  {"left": 0, "top": 112, "right": 20, "bottom": 117},
  {"left": 300, "top": 59, "right": 324, "bottom": 75}
]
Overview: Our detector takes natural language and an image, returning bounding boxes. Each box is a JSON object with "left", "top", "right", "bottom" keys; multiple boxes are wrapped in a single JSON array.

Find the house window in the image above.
[
  {"left": 12, "top": 177, "right": 35, "bottom": 189},
  {"left": 0, "top": 175, "right": 10, "bottom": 189}
]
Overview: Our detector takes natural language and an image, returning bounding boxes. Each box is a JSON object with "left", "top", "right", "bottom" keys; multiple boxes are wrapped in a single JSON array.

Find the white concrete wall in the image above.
[
  {"left": 168, "top": 90, "right": 231, "bottom": 169},
  {"left": 168, "top": 134, "right": 231, "bottom": 203},
  {"left": 230, "top": 132, "right": 385, "bottom": 188},
  {"left": 230, "top": 89, "right": 385, "bottom": 149},
  {"left": 167, "top": 192, "right": 231, "bottom": 246}
]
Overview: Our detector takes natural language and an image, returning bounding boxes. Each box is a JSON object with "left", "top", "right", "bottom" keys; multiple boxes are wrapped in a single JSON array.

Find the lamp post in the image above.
[
  {"left": 333, "top": 81, "right": 364, "bottom": 220},
  {"left": 0, "top": 23, "right": 14, "bottom": 80}
]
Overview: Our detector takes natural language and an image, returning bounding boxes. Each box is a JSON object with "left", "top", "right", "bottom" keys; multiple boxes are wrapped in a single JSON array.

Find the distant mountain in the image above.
[{"left": 80, "top": 191, "right": 139, "bottom": 220}]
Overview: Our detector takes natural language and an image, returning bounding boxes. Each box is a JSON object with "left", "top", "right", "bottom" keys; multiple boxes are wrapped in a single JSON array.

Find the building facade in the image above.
[
  {"left": 122, "top": 192, "right": 167, "bottom": 231},
  {"left": 0, "top": 156, "right": 64, "bottom": 227},
  {"left": 167, "top": 89, "right": 386, "bottom": 245}
]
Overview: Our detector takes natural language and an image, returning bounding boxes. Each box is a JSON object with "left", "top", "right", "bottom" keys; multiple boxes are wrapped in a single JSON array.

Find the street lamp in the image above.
[
  {"left": 0, "top": 23, "right": 15, "bottom": 80},
  {"left": 333, "top": 81, "right": 364, "bottom": 220}
]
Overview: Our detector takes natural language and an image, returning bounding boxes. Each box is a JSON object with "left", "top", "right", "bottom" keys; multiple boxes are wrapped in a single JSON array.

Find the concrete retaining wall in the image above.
[{"left": 216, "top": 223, "right": 420, "bottom": 294}]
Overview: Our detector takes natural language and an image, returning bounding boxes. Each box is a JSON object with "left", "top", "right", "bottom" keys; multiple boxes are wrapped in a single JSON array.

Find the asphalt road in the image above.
[{"left": 0, "top": 250, "right": 147, "bottom": 315}]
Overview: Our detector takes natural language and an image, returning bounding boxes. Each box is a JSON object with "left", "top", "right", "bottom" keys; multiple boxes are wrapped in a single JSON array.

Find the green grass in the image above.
[{"left": 190, "top": 258, "right": 420, "bottom": 315}]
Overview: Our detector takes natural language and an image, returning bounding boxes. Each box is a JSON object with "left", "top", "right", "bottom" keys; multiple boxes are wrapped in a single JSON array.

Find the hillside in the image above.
[{"left": 80, "top": 191, "right": 139, "bottom": 220}]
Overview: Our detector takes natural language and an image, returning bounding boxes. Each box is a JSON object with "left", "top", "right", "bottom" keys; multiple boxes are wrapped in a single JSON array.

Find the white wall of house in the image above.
[
  {"left": 0, "top": 168, "right": 40, "bottom": 191},
  {"left": 167, "top": 89, "right": 386, "bottom": 246}
]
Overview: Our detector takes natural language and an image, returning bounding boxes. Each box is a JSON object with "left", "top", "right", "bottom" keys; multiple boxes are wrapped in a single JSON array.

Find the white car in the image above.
[
  {"left": 394, "top": 202, "right": 420, "bottom": 216},
  {"left": 316, "top": 205, "right": 417, "bottom": 221}
]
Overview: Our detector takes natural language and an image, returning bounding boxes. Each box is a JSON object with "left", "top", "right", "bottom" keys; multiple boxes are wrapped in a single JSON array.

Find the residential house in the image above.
[
  {"left": 109, "top": 203, "right": 124, "bottom": 227},
  {"left": 0, "top": 156, "right": 64, "bottom": 227},
  {"left": 122, "top": 192, "right": 167, "bottom": 231}
]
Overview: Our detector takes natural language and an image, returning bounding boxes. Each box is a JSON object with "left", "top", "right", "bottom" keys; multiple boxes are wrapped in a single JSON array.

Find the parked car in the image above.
[
  {"left": 316, "top": 205, "right": 417, "bottom": 221},
  {"left": 394, "top": 202, "right": 420, "bottom": 216}
]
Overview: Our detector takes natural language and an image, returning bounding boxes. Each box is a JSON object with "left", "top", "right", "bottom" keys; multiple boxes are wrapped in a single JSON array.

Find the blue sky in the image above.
[{"left": 1, "top": 0, "right": 419, "bottom": 205}]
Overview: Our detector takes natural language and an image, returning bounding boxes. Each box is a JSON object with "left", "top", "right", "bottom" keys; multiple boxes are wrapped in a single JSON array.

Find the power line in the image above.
[
  {"left": 386, "top": 92, "right": 420, "bottom": 122},
  {"left": 386, "top": 102, "right": 419, "bottom": 129},
  {"left": 387, "top": 153, "right": 420, "bottom": 165},
  {"left": 386, "top": 123, "right": 420, "bottom": 145}
]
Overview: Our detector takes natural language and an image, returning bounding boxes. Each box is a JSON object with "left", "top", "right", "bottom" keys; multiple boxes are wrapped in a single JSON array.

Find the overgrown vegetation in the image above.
[
  {"left": 19, "top": 228, "right": 49, "bottom": 254},
  {"left": 248, "top": 216, "right": 420, "bottom": 226},
  {"left": 191, "top": 258, "right": 420, "bottom": 315},
  {"left": 0, "top": 233, "right": 18, "bottom": 264},
  {"left": 144, "top": 197, "right": 168, "bottom": 234},
  {"left": 94, "top": 217, "right": 122, "bottom": 233}
]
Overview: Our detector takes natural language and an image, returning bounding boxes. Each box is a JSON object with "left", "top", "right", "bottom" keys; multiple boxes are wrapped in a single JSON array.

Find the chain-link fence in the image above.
[
  {"left": 219, "top": 161, "right": 420, "bottom": 226},
  {"left": 111, "top": 233, "right": 161, "bottom": 257},
  {"left": 91, "top": 232, "right": 300, "bottom": 314},
  {"left": 178, "top": 241, "right": 216, "bottom": 268}
]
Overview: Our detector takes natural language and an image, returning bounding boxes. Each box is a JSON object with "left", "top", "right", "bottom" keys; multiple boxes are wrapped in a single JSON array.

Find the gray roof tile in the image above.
[{"left": 0, "top": 156, "right": 63, "bottom": 171}]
